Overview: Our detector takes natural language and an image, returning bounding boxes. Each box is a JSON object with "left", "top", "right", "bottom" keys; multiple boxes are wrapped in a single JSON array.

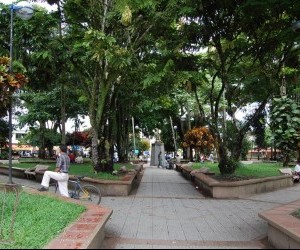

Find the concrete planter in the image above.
[
  {"left": 0, "top": 165, "right": 26, "bottom": 178},
  {"left": 259, "top": 200, "right": 300, "bottom": 249},
  {"left": 175, "top": 164, "right": 183, "bottom": 172},
  {"left": 68, "top": 171, "right": 140, "bottom": 196},
  {"left": 181, "top": 166, "right": 193, "bottom": 180},
  {"left": 193, "top": 173, "right": 293, "bottom": 199},
  {"left": 22, "top": 187, "right": 113, "bottom": 249},
  {"left": 1, "top": 164, "right": 143, "bottom": 197},
  {"left": 175, "top": 164, "right": 294, "bottom": 198}
]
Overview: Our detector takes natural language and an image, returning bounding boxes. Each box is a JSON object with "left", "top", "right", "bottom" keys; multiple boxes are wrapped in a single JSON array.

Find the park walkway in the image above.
[
  {"left": 1, "top": 164, "right": 300, "bottom": 248},
  {"left": 100, "top": 164, "right": 300, "bottom": 249}
]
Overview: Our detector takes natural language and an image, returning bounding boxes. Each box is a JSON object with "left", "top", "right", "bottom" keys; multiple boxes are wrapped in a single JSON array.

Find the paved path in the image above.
[
  {"left": 1, "top": 165, "right": 300, "bottom": 249},
  {"left": 100, "top": 165, "right": 300, "bottom": 249}
]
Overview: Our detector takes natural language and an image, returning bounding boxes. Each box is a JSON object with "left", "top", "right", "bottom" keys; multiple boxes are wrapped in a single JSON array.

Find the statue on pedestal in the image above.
[{"left": 154, "top": 128, "right": 161, "bottom": 142}]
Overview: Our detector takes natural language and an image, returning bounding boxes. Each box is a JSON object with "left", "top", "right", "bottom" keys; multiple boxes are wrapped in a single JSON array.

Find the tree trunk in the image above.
[
  {"left": 283, "top": 152, "right": 290, "bottom": 167},
  {"left": 218, "top": 145, "right": 235, "bottom": 174},
  {"left": 61, "top": 82, "right": 66, "bottom": 145},
  {"left": 89, "top": 77, "right": 114, "bottom": 173},
  {"left": 38, "top": 122, "right": 46, "bottom": 159},
  {"left": 97, "top": 137, "right": 113, "bottom": 173},
  {"left": 116, "top": 113, "right": 129, "bottom": 163},
  {"left": 91, "top": 127, "right": 100, "bottom": 171},
  {"left": 214, "top": 132, "right": 236, "bottom": 174},
  {"left": 57, "top": 2, "right": 66, "bottom": 145},
  {"left": 231, "top": 132, "right": 244, "bottom": 162}
]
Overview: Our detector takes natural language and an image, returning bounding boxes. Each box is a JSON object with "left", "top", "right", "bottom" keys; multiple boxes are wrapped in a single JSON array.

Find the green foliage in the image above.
[
  {"left": 192, "top": 162, "right": 283, "bottom": 178},
  {"left": 2, "top": 0, "right": 300, "bottom": 174},
  {"left": 218, "top": 158, "right": 240, "bottom": 175},
  {"left": 0, "top": 151, "right": 8, "bottom": 160},
  {"left": 241, "top": 138, "right": 252, "bottom": 161},
  {"left": 0, "top": 119, "right": 9, "bottom": 148},
  {"left": 270, "top": 96, "right": 300, "bottom": 154},
  {"left": 0, "top": 191, "right": 85, "bottom": 249},
  {"left": 252, "top": 110, "right": 267, "bottom": 149},
  {"left": 83, "top": 30, "right": 131, "bottom": 69},
  {"left": 22, "top": 128, "right": 61, "bottom": 151}
]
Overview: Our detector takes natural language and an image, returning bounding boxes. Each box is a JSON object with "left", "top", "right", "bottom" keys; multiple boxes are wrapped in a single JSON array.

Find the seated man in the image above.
[
  {"left": 38, "top": 145, "right": 70, "bottom": 197},
  {"left": 294, "top": 161, "right": 300, "bottom": 176}
]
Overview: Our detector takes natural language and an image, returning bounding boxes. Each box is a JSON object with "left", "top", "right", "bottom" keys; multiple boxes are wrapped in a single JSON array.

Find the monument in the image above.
[{"left": 150, "top": 129, "right": 166, "bottom": 166}]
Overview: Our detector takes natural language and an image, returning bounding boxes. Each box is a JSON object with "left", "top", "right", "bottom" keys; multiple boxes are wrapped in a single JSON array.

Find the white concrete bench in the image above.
[
  {"left": 24, "top": 165, "right": 49, "bottom": 180},
  {"left": 279, "top": 168, "right": 299, "bottom": 181}
]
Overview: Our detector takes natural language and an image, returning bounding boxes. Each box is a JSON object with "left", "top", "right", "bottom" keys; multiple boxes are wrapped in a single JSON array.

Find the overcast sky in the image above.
[
  {"left": 0, "top": 0, "right": 13, "bottom": 3},
  {"left": 0, "top": 0, "right": 56, "bottom": 11}
]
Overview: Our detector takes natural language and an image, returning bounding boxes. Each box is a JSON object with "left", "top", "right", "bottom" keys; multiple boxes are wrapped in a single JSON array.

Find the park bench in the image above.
[
  {"left": 24, "top": 165, "right": 49, "bottom": 180},
  {"left": 278, "top": 168, "right": 299, "bottom": 182}
]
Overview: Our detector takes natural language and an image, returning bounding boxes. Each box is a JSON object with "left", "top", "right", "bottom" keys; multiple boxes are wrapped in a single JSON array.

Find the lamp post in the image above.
[
  {"left": 131, "top": 117, "right": 136, "bottom": 155},
  {"left": 173, "top": 125, "right": 178, "bottom": 155},
  {"left": 169, "top": 116, "right": 177, "bottom": 155},
  {"left": 7, "top": 1, "right": 34, "bottom": 185},
  {"left": 131, "top": 117, "right": 140, "bottom": 156}
]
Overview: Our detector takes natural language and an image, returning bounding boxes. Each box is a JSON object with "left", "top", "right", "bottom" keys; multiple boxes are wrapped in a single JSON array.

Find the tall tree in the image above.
[
  {"left": 61, "top": 0, "right": 179, "bottom": 172},
  {"left": 160, "top": 0, "right": 299, "bottom": 174}
]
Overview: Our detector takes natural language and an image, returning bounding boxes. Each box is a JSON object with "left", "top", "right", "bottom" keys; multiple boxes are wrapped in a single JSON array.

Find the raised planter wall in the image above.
[
  {"left": 181, "top": 166, "right": 193, "bottom": 181},
  {"left": 194, "top": 173, "right": 293, "bottom": 199},
  {"left": 259, "top": 200, "right": 300, "bottom": 249},
  {"left": 21, "top": 187, "right": 113, "bottom": 249},
  {"left": 69, "top": 172, "right": 139, "bottom": 196},
  {"left": 0, "top": 166, "right": 26, "bottom": 179},
  {"left": 175, "top": 163, "right": 294, "bottom": 199},
  {"left": 0, "top": 164, "right": 143, "bottom": 197}
]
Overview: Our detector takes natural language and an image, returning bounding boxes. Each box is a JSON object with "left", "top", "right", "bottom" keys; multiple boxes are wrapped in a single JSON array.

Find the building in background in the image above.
[{"left": 10, "top": 130, "right": 36, "bottom": 158}]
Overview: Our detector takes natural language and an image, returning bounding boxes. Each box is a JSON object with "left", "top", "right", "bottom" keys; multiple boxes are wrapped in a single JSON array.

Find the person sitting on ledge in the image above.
[
  {"left": 294, "top": 160, "right": 300, "bottom": 176},
  {"left": 38, "top": 144, "right": 70, "bottom": 197}
]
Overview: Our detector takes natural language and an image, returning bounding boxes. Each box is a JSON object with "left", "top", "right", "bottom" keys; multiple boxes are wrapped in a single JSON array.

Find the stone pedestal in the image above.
[{"left": 150, "top": 141, "right": 165, "bottom": 167}]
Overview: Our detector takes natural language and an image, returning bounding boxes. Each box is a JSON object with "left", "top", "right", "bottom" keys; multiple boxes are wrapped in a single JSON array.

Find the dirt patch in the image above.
[
  {"left": 121, "top": 175, "right": 131, "bottom": 181},
  {"left": 210, "top": 175, "right": 255, "bottom": 182}
]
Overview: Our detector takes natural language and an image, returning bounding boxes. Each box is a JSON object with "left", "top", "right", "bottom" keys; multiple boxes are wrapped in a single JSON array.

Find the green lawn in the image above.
[
  {"left": 192, "top": 162, "right": 284, "bottom": 179},
  {"left": 0, "top": 191, "right": 85, "bottom": 249},
  {"left": 14, "top": 159, "right": 287, "bottom": 179},
  {"left": 12, "top": 160, "right": 135, "bottom": 180}
]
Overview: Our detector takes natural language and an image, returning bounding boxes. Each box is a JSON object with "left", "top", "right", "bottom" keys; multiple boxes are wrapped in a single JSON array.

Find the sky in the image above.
[{"left": 0, "top": 0, "right": 56, "bottom": 11}]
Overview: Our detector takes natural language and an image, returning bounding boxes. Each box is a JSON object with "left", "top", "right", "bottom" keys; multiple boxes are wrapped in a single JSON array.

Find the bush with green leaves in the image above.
[
  {"left": 0, "top": 151, "right": 8, "bottom": 159},
  {"left": 270, "top": 96, "right": 300, "bottom": 164}
]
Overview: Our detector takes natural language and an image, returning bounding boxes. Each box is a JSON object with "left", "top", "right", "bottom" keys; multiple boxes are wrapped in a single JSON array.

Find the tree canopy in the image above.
[{"left": 1, "top": 0, "right": 300, "bottom": 173}]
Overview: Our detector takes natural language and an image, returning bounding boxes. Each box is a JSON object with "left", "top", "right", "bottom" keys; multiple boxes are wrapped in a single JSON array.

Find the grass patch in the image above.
[
  {"left": 18, "top": 158, "right": 56, "bottom": 164},
  {"left": 10, "top": 160, "right": 136, "bottom": 181},
  {"left": 0, "top": 190, "right": 85, "bottom": 249},
  {"left": 192, "top": 162, "right": 284, "bottom": 180}
]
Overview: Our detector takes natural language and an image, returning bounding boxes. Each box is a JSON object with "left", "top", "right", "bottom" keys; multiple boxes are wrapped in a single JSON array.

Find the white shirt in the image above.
[
  {"left": 295, "top": 164, "right": 300, "bottom": 173},
  {"left": 176, "top": 156, "right": 181, "bottom": 163}
]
